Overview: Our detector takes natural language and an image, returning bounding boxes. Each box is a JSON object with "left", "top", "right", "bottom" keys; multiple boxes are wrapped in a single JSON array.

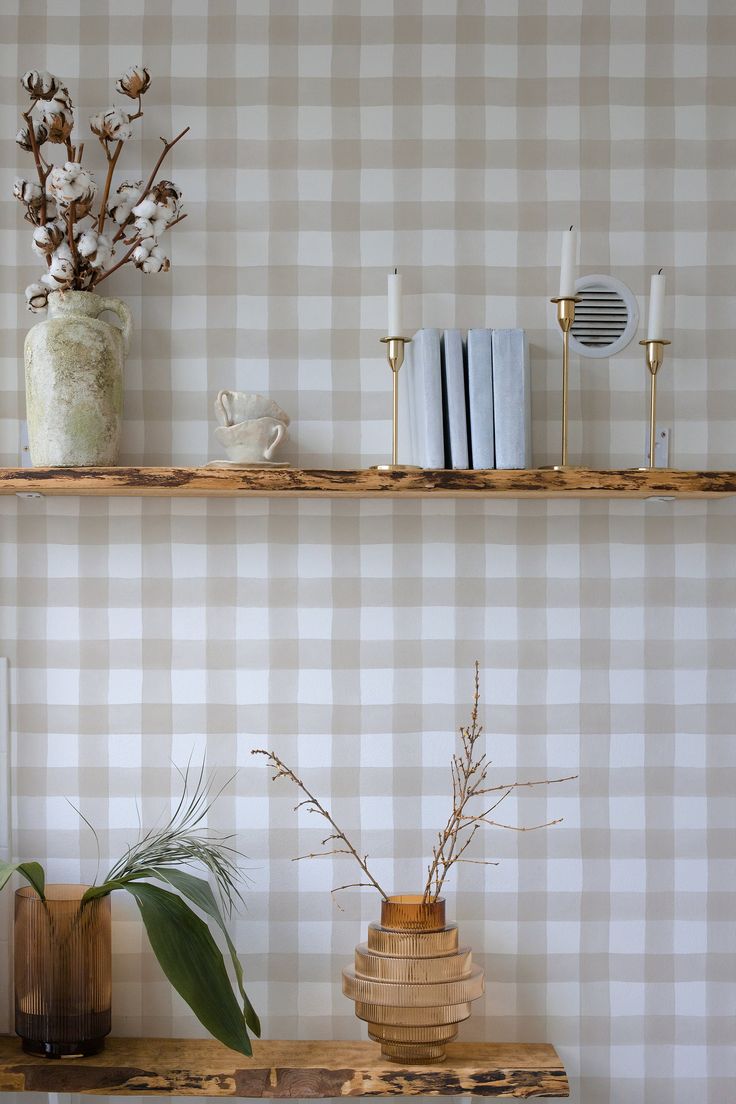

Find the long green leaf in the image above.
[
  {"left": 81, "top": 876, "right": 147, "bottom": 905},
  {"left": 150, "top": 866, "right": 260, "bottom": 1037},
  {"left": 0, "top": 860, "right": 45, "bottom": 899},
  {"left": 124, "top": 882, "right": 251, "bottom": 1056}
]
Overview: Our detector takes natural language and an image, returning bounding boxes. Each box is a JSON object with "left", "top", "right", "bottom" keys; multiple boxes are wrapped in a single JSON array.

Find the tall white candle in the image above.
[
  {"left": 647, "top": 270, "right": 666, "bottom": 341},
  {"left": 388, "top": 269, "right": 403, "bottom": 336},
  {"left": 559, "top": 227, "right": 577, "bottom": 298}
]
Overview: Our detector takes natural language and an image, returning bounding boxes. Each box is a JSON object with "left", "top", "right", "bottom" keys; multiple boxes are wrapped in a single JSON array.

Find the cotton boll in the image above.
[
  {"left": 89, "top": 106, "right": 132, "bottom": 142},
  {"left": 45, "top": 248, "right": 75, "bottom": 287},
  {"left": 131, "top": 197, "right": 157, "bottom": 221},
  {"left": 16, "top": 121, "right": 48, "bottom": 151},
  {"left": 21, "top": 70, "right": 62, "bottom": 100},
  {"left": 77, "top": 229, "right": 99, "bottom": 257},
  {"left": 40, "top": 102, "right": 73, "bottom": 143},
  {"left": 13, "top": 178, "right": 44, "bottom": 210},
  {"left": 132, "top": 238, "right": 154, "bottom": 264},
  {"left": 32, "top": 221, "right": 65, "bottom": 256},
  {"left": 77, "top": 228, "right": 112, "bottom": 268},
  {"left": 116, "top": 65, "right": 151, "bottom": 99},
  {"left": 133, "top": 239, "right": 169, "bottom": 273},
  {"left": 108, "top": 179, "right": 142, "bottom": 225},
  {"left": 48, "top": 162, "right": 97, "bottom": 211},
  {"left": 25, "top": 282, "right": 49, "bottom": 312}
]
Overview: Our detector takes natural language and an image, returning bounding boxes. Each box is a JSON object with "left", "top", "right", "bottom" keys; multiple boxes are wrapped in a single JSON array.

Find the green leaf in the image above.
[
  {"left": 124, "top": 881, "right": 252, "bottom": 1056},
  {"left": 0, "top": 860, "right": 45, "bottom": 899},
  {"left": 150, "top": 866, "right": 261, "bottom": 1037},
  {"left": 81, "top": 877, "right": 141, "bottom": 904}
]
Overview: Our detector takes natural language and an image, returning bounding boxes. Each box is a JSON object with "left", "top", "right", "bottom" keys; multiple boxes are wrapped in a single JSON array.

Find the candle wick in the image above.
[
  {"left": 394, "top": 267, "right": 398, "bottom": 275},
  {"left": 658, "top": 268, "right": 663, "bottom": 275},
  {"left": 569, "top": 225, "right": 573, "bottom": 231}
]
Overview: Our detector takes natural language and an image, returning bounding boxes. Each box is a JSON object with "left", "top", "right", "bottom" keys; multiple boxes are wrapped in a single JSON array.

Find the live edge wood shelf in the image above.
[
  {"left": 1, "top": 465, "right": 735, "bottom": 498},
  {"left": 0, "top": 1037, "right": 569, "bottom": 1098}
]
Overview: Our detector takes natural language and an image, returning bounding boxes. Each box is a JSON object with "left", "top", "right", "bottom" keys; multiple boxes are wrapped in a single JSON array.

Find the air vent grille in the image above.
[
  {"left": 571, "top": 287, "right": 628, "bottom": 347},
  {"left": 568, "top": 274, "right": 639, "bottom": 360}
]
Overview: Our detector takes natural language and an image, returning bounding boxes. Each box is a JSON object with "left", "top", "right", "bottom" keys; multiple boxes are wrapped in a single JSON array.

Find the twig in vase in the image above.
[
  {"left": 250, "top": 749, "right": 390, "bottom": 900},
  {"left": 252, "top": 663, "right": 578, "bottom": 903}
]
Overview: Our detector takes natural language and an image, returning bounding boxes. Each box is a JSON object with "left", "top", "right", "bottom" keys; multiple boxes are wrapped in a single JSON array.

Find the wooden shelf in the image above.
[
  {"left": 1, "top": 465, "right": 735, "bottom": 498},
  {"left": 0, "top": 1037, "right": 569, "bottom": 1098}
]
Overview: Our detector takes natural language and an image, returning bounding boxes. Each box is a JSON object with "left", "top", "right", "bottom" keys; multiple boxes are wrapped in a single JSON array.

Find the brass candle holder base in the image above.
[{"left": 374, "top": 465, "right": 422, "bottom": 472}]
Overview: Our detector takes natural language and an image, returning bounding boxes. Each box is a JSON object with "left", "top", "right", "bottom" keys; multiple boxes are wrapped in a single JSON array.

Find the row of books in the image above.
[{"left": 400, "top": 328, "right": 531, "bottom": 469}]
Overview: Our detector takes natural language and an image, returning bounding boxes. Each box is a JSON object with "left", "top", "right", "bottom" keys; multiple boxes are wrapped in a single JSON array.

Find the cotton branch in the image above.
[
  {"left": 112, "top": 125, "right": 190, "bottom": 244},
  {"left": 97, "top": 137, "right": 124, "bottom": 234},
  {"left": 22, "top": 102, "right": 49, "bottom": 227},
  {"left": 91, "top": 238, "right": 139, "bottom": 287},
  {"left": 251, "top": 748, "right": 389, "bottom": 900}
]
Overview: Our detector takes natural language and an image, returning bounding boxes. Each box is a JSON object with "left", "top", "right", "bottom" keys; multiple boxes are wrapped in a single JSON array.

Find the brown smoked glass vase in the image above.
[
  {"left": 342, "top": 895, "right": 484, "bottom": 1063},
  {"left": 14, "top": 884, "right": 111, "bottom": 1057}
]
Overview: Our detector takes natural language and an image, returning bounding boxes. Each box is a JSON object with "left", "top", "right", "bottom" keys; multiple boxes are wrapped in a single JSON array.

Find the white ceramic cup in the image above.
[
  {"left": 215, "top": 416, "right": 288, "bottom": 463},
  {"left": 214, "top": 390, "right": 289, "bottom": 428}
]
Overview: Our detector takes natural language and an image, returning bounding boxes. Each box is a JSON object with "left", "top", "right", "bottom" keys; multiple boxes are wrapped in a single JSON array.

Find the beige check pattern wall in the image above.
[{"left": 1, "top": 3, "right": 735, "bottom": 1104}]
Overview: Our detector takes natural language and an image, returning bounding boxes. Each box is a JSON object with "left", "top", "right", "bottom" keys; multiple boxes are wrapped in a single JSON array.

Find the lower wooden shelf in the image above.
[
  {"left": 0, "top": 1037, "right": 569, "bottom": 1098},
  {"left": 1, "top": 464, "right": 736, "bottom": 498}
]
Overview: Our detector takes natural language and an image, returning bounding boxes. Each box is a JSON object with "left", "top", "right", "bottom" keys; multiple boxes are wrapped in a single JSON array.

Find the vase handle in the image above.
[{"left": 96, "top": 296, "right": 133, "bottom": 354}]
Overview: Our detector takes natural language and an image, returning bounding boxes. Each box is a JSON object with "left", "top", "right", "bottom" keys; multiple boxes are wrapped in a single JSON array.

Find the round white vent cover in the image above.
[{"left": 569, "top": 273, "right": 639, "bottom": 359}]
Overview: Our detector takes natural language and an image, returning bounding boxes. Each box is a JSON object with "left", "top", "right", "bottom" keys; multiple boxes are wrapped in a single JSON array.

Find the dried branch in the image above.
[
  {"left": 21, "top": 103, "right": 49, "bottom": 227},
  {"left": 464, "top": 816, "right": 564, "bottom": 832},
  {"left": 422, "top": 662, "right": 577, "bottom": 902},
  {"left": 251, "top": 749, "right": 389, "bottom": 900},
  {"left": 471, "top": 774, "right": 578, "bottom": 798},
  {"left": 97, "top": 137, "right": 124, "bottom": 234},
  {"left": 252, "top": 665, "right": 577, "bottom": 906},
  {"left": 293, "top": 849, "right": 355, "bottom": 862},
  {"left": 66, "top": 201, "right": 78, "bottom": 274}
]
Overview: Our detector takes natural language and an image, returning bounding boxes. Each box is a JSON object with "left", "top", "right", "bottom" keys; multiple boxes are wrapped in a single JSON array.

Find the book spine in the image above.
[
  {"left": 441, "top": 329, "right": 469, "bottom": 469},
  {"left": 466, "top": 328, "right": 494, "bottom": 469},
  {"left": 413, "top": 328, "right": 444, "bottom": 468},
  {"left": 492, "top": 329, "right": 531, "bottom": 469}
]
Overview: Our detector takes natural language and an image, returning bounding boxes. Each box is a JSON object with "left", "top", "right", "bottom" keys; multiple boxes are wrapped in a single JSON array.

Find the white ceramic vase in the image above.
[{"left": 24, "top": 290, "right": 132, "bottom": 466}]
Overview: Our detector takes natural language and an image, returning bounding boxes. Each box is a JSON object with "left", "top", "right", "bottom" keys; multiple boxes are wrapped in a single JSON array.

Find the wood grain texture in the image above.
[
  {"left": 0, "top": 1037, "right": 569, "bottom": 1097},
  {"left": 1, "top": 465, "right": 736, "bottom": 498}
]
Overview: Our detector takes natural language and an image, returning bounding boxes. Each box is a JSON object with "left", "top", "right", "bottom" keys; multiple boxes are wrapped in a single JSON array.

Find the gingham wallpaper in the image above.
[{"left": 1, "top": 4, "right": 735, "bottom": 1104}]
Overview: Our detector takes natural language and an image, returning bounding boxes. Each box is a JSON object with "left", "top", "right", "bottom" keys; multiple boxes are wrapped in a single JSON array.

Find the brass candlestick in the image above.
[
  {"left": 375, "top": 335, "right": 417, "bottom": 471},
  {"left": 549, "top": 295, "right": 582, "bottom": 469},
  {"left": 639, "top": 338, "right": 671, "bottom": 470}
]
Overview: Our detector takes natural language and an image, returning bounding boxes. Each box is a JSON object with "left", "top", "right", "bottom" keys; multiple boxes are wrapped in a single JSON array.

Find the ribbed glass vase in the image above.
[
  {"left": 14, "top": 884, "right": 112, "bottom": 1058},
  {"left": 343, "top": 895, "right": 485, "bottom": 1063}
]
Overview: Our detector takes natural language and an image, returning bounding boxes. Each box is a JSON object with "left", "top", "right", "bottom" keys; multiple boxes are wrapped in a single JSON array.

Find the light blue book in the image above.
[
  {"left": 492, "top": 328, "right": 531, "bottom": 469},
  {"left": 466, "top": 328, "right": 494, "bottom": 469},
  {"left": 441, "top": 330, "right": 469, "bottom": 469},
  {"left": 405, "top": 329, "right": 444, "bottom": 468}
]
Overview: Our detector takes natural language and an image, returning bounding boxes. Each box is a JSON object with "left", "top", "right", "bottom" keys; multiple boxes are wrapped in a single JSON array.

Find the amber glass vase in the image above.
[
  {"left": 14, "top": 884, "right": 112, "bottom": 1057},
  {"left": 342, "top": 895, "right": 484, "bottom": 1063}
]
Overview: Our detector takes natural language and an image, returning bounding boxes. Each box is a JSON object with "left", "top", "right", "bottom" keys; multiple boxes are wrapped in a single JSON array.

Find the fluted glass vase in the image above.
[
  {"left": 14, "top": 884, "right": 112, "bottom": 1058},
  {"left": 342, "top": 895, "right": 485, "bottom": 1063}
]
